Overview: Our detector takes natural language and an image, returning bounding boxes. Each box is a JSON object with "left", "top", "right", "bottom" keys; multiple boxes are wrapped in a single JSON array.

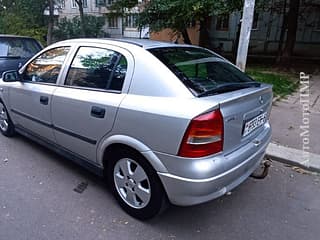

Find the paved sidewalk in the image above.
[
  {"left": 267, "top": 74, "right": 320, "bottom": 171},
  {"left": 266, "top": 143, "right": 320, "bottom": 173},
  {"left": 269, "top": 74, "right": 320, "bottom": 154}
]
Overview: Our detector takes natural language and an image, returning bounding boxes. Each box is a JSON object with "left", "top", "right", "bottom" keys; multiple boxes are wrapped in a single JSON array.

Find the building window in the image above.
[
  {"left": 107, "top": 0, "right": 115, "bottom": 5},
  {"left": 216, "top": 14, "right": 229, "bottom": 31},
  {"left": 96, "top": 0, "right": 106, "bottom": 7},
  {"left": 59, "top": 0, "right": 66, "bottom": 9},
  {"left": 252, "top": 12, "right": 259, "bottom": 30},
  {"left": 108, "top": 16, "right": 118, "bottom": 28},
  {"left": 83, "top": 0, "right": 88, "bottom": 8},
  {"left": 125, "top": 14, "right": 138, "bottom": 28},
  {"left": 71, "top": 0, "right": 77, "bottom": 8},
  {"left": 72, "top": 0, "right": 88, "bottom": 8}
]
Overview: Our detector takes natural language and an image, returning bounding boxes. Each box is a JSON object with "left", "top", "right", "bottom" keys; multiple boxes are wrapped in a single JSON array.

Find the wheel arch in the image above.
[{"left": 98, "top": 135, "right": 168, "bottom": 175}]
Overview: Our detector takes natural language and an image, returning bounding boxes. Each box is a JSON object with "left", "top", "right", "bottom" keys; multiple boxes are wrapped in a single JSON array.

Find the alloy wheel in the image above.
[
  {"left": 113, "top": 158, "right": 151, "bottom": 209},
  {"left": 0, "top": 103, "right": 9, "bottom": 132}
]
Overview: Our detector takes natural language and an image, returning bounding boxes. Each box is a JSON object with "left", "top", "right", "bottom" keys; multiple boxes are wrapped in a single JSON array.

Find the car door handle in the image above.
[
  {"left": 91, "top": 106, "right": 105, "bottom": 118},
  {"left": 40, "top": 96, "right": 49, "bottom": 105}
]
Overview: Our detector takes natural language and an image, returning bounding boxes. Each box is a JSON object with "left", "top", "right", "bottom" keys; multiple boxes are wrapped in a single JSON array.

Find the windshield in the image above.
[
  {"left": 149, "top": 47, "right": 256, "bottom": 96},
  {"left": 0, "top": 37, "right": 42, "bottom": 58}
]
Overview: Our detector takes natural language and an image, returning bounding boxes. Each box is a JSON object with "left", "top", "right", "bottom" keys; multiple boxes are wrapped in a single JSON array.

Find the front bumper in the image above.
[{"left": 157, "top": 123, "right": 271, "bottom": 206}]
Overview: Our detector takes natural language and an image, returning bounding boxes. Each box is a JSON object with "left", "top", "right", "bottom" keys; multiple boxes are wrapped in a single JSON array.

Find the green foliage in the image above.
[
  {"left": 246, "top": 68, "right": 298, "bottom": 97},
  {"left": 138, "top": 0, "right": 244, "bottom": 34},
  {"left": 109, "top": 0, "right": 138, "bottom": 15},
  {"left": 0, "top": 13, "right": 46, "bottom": 42},
  {"left": 107, "top": 0, "right": 139, "bottom": 21},
  {"left": 53, "top": 16, "right": 106, "bottom": 41},
  {"left": 81, "top": 55, "right": 109, "bottom": 69},
  {"left": 0, "top": 0, "right": 47, "bottom": 44}
]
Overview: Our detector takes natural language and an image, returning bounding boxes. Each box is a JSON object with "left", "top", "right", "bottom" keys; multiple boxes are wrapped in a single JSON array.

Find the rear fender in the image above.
[{"left": 97, "top": 135, "right": 168, "bottom": 173}]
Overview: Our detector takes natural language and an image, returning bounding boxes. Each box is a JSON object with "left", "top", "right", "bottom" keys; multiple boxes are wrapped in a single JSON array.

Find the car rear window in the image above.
[
  {"left": 148, "top": 47, "right": 255, "bottom": 96},
  {"left": 0, "top": 37, "right": 42, "bottom": 58}
]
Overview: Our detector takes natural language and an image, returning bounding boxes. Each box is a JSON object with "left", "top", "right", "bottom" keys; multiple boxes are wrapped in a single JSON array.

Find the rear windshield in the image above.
[
  {"left": 149, "top": 47, "right": 256, "bottom": 96},
  {"left": 0, "top": 37, "right": 42, "bottom": 58}
]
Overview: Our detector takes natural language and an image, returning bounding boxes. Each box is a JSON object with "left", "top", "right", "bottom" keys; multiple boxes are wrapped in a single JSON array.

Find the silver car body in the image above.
[{"left": 0, "top": 39, "right": 272, "bottom": 206}]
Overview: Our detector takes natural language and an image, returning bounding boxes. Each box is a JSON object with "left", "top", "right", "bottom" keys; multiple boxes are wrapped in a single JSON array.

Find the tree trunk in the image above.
[
  {"left": 276, "top": 0, "right": 288, "bottom": 63},
  {"left": 233, "top": 21, "right": 242, "bottom": 63},
  {"left": 75, "top": 0, "right": 86, "bottom": 37},
  {"left": 47, "top": 0, "right": 54, "bottom": 45},
  {"left": 279, "top": 0, "right": 300, "bottom": 66},
  {"left": 181, "top": 28, "right": 192, "bottom": 44},
  {"left": 264, "top": 0, "right": 275, "bottom": 54},
  {"left": 199, "top": 17, "right": 212, "bottom": 48}
]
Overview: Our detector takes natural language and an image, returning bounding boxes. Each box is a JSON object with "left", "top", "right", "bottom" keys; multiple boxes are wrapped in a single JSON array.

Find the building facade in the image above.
[
  {"left": 151, "top": 1, "right": 320, "bottom": 58},
  {"left": 210, "top": 4, "right": 320, "bottom": 58},
  {"left": 56, "top": 0, "right": 149, "bottom": 38}
]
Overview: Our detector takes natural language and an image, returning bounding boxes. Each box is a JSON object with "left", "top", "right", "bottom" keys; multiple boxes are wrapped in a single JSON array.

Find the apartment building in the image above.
[{"left": 56, "top": 0, "right": 149, "bottom": 38}]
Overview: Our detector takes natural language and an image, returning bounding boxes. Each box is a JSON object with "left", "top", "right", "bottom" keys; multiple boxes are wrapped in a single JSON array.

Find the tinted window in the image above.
[
  {"left": 0, "top": 37, "right": 42, "bottom": 58},
  {"left": 24, "top": 47, "right": 70, "bottom": 84},
  {"left": 149, "top": 47, "right": 254, "bottom": 95},
  {"left": 65, "top": 47, "right": 127, "bottom": 91}
]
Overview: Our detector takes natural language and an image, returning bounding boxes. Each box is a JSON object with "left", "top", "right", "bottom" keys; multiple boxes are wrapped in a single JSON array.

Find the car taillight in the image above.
[{"left": 178, "top": 109, "right": 224, "bottom": 158}]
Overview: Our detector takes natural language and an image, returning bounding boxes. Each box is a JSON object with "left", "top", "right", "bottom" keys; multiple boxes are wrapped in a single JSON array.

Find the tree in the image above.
[
  {"left": 53, "top": 15, "right": 105, "bottom": 41},
  {"left": 47, "top": 0, "right": 55, "bottom": 45},
  {"left": 282, "top": 0, "right": 300, "bottom": 61},
  {"left": 0, "top": 0, "right": 47, "bottom": 43},
  {"left": 109, "top": 0, "right": 138, "bottom": 10},
  {"left": 277, "top": 0, "right": 320, "bottom": 66},
  {"left": 74, "top": 0, "right": 86, "bottom": 37},
  {"left": 138, "top": 0, "right": 244, "bottom": 48}
]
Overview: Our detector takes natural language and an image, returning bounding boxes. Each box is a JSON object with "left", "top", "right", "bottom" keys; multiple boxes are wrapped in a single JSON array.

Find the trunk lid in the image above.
[{"left": 202, "top": 84, "right": 272, "bottom": 155}]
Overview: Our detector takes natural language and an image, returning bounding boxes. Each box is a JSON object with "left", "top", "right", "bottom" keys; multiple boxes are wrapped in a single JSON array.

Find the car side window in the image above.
[
  {"left": 23, "top": 47, "right": 70, "bottom": 84},
  {"left": 65, "top": 47, "right": 127, "bottom": 91}
]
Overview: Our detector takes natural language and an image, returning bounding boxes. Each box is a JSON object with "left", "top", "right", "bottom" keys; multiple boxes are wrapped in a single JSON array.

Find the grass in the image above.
[{"left": 246, "top": 67, "right": 299, "bottom": 97}]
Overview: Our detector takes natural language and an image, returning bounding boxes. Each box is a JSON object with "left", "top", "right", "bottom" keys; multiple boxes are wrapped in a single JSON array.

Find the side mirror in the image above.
[{"left": 2, "top": 70, "right": 21, "bottom": 82}]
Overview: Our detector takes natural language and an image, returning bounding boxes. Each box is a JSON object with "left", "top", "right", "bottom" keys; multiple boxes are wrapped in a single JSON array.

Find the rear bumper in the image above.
[{"left": 157, "top": 123, "right": 271, "bottom": 206}]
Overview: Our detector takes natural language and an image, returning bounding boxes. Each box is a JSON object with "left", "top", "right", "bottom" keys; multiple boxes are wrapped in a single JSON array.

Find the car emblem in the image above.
[{"left": 259, "top": 96, "right": 264, "bottom": 104}]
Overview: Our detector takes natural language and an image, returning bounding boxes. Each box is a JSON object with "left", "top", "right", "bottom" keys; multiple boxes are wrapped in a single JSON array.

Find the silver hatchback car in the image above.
[{"left": 0, "top": 39, "right": 272, "bottom": 219}]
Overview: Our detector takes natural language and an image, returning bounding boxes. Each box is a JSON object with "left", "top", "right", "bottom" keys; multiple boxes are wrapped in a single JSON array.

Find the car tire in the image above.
[
  {"left": 0, "top": 101, "right": 15, "bottom": 137},
  {"left": 108, "top": 148, "right": 166, "bottom": 220}
]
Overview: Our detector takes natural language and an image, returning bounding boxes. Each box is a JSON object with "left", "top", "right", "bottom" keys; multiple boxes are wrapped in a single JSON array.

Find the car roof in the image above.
[
  {"left": 0, "top": 34, "right": 37, "bottom": 39},
  {"left": 55, "top": 38, "right": 192, "bottom": 50}
]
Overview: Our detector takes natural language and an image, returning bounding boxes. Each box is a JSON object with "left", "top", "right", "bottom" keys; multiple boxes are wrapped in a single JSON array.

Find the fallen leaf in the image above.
[{"left": 292, "top": 166, "right": 309, "bottom": 174}]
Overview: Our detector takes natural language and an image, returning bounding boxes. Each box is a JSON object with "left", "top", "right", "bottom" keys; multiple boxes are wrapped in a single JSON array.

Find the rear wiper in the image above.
[{"left": 198, "top": 82, "right": 261, "bottom": 97}]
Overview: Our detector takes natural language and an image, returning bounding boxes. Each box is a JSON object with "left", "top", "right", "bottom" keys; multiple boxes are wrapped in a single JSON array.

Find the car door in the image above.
[
  {"left": 8, "top": 46, "right": 70, "bottom": 142},
  {"left": 51, "top": 45, "right": 133, "bottom": 162}
]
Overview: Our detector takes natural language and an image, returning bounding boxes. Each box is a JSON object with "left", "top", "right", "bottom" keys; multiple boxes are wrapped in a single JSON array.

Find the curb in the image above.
[{"left": 266, "top": 143, "right": 320, "bottom": 173}]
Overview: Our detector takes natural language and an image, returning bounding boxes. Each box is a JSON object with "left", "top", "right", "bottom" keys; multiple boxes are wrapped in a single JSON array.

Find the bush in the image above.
[
  {"left": 0, "top": 12, "right": 47, "bottom": 44},
  {"left": 53, "top": 15, "right": 106, "bottom": 41}
]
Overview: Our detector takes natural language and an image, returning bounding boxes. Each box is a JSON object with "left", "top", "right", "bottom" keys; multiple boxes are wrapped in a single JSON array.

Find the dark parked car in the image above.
[{"left": 0, "top": 35, "right": 42, "bottom": 76}]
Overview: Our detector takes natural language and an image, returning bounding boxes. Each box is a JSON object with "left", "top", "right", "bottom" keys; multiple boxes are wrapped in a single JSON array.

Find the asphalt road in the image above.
[{"left": 1, "top": 134, "right": 319, "bottom": 240}]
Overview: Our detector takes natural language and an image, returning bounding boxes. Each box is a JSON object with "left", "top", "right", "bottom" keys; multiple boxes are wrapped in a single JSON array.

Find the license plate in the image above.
[{"left": 243, "top": 112, "right": 267, "bottom": 137}]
